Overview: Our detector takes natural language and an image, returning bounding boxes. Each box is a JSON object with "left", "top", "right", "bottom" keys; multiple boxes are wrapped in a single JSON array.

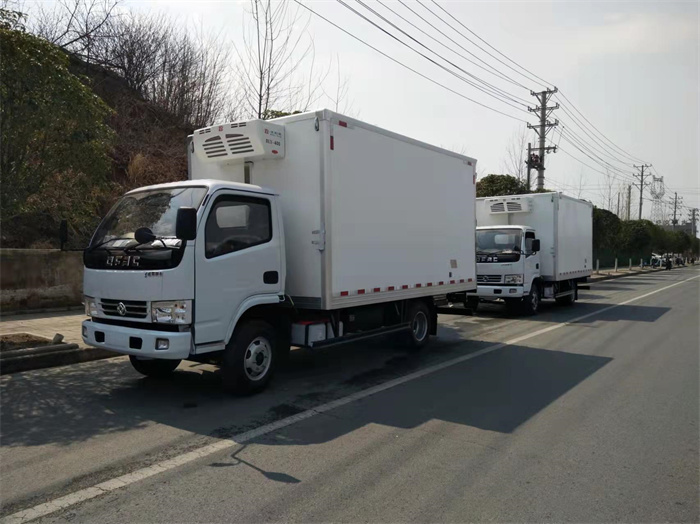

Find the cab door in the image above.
[
  {"left": 524, "top": 230, "right": 540, "bottom": 292},
  {"left": 194, "top": 190, "right": 281, "bottom": 345}
]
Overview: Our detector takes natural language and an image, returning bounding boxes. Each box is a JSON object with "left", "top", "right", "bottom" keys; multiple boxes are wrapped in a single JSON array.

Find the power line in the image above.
[
  {"left": 555, "top": 91, "right": 649, "bottom": 164},
  {"left": 350, "top": 0, "right": 532, "bottom": 109},
  {"left": 384, "top": 0, "right": 532, "bottom": 94},
  {"left": 425, "top": 1, "right": 651, "bottom": 167},
  {"left": 334, "top": 0, "right": 533, "bottom": 115},
  {"left": 557, "top": 110, "right": 639, "bottom": 168},
  {"left": 557, "top": 127, "right": 637, "bottom": 182},
  {"left": 427, "top": 0, "right": 552, "bottom": 89},
  {"left": 292, "top": 0, "right": 530, "bottom": 122}
]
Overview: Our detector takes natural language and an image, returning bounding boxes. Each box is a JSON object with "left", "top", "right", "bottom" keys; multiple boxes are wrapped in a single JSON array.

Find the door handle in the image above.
[{"left": 264, "top": 271, "right": 279, "bottom": 284}]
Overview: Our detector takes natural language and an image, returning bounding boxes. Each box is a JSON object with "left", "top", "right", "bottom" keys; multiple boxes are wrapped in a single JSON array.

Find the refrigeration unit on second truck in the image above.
[
  {"left": 81, "top": 110, "right": 478, "bottom": 393},
  {"left": 469, "top": 192, "right": 593, "bottom": 315}
]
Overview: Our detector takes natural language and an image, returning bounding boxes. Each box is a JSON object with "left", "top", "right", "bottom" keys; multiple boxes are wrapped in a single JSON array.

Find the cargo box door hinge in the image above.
[{"left": 312, "top": 229, "right": 326, "bottom": 251}]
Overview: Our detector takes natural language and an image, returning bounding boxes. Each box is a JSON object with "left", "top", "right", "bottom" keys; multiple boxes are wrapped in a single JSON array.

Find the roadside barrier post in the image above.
[
  {"left": 614, "top": 258, "right": 618, "bottom": 272},
  {"left": 629, "top": 258, "right": 632, "bottom": 270},
  {"left": 596, "top": 259, "right": 600, "bottom": 274}
]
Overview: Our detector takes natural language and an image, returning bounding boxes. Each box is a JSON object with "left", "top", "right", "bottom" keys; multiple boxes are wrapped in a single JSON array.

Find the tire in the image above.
[
  {"left": 129, "top": 356, "right": 181, "bottom": 378},
  {"left": 464, "top": 295, "right": 479, "bottom": 313},
  {"left": 222, "top": 320, "right": 276, "bottom": 395},
  {"left": 402, "top": 301, "right": 432, "bottom": 350},
  {"left": 555, "top": 281, "right": 576, "bottom": 306},
  {"left": 504, "top": 298, "right": 520, "bottom": 314},
  {"left": 520, "top": 281, "right": 540, "bottom": 316}
]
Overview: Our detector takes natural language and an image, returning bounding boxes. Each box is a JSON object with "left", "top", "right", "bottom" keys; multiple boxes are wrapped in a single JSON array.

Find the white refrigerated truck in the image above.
[
  {"left": 468, "top": 192, "right": 592, "bottom": 315},
  {"left": 81, "top": 110, "right": 477, "bottom": 392}
]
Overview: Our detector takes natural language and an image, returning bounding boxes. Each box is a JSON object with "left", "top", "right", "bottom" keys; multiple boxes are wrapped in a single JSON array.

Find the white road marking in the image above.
[{"left": 3, "top": 272, "right": 698, "bottom": 524}]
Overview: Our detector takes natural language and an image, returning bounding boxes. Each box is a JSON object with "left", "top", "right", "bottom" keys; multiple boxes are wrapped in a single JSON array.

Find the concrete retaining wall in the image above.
[{"left": 1, "top": 249, "right": 83, "bottom": 312}]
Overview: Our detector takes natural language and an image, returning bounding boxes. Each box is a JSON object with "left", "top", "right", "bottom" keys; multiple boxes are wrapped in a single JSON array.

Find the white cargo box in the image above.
[
  {"left": 476, "top": 192, "right": 593, "bottom": 281},
  {"left": 190, "top": 110, "right": 477, "bottom": 310}
]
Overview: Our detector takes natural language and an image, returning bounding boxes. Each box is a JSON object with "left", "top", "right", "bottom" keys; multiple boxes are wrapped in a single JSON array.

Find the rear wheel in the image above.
[
  {"left": 520, "top": 281, "right": 540, "bottom": 316},
  {"left": 222, "top": 320, "right": 276, "bottom": 395},
  {"left": 555, "top": 280, "right": 576, "bottom": 306},
  {"left": 129, "top": 356, "right": 181, "bottom": 378},
  {"left": 402, "top": 301, "right": 431, "bottom": 350}
]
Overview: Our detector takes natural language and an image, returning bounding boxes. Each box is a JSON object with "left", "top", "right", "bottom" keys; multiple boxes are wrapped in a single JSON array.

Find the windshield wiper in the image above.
[
  {"left": 86, "top": 237, "right": 136, "bottom": 253},
  {"left": 124, "top": 237, "right": 177, "bottom": 253}
]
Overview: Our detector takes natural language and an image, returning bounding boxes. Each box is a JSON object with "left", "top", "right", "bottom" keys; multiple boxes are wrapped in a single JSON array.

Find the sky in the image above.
[{"left": 27, "top": 0, "right": 700, "bottom": 224}]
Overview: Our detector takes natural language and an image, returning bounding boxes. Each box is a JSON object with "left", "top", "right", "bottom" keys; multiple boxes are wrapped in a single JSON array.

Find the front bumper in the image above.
[
  {"left": 82, "top": 320, "right": 192, "bottom": 359},
  {"left": 472, "top": 285, "right": 525, "bottom": 298}
]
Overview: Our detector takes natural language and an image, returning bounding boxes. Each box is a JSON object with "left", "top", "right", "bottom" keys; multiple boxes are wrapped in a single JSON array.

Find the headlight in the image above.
[
  {"left": 84, "top": 296, "right": 99, "bottom": 317},
  {"left": 151, "top": 300, "right": 192, "bottom": 324},
  {"left": 504, "top": 274, "right": 524, "bottom": 284}
]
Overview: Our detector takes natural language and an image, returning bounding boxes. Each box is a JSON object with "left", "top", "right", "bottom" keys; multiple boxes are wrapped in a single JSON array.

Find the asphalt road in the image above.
[{"left": 1, "top": 268, "right": 698, "bottom": 523}]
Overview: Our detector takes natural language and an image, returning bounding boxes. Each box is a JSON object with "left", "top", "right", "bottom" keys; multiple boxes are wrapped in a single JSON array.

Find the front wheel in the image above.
[
  {"left": 464, "top": 295, "right": 479, "bottom": 313},
  {"left": 520, "top": 281, "right": 540, "bottom": 316},
  {"left": 129, "top": 356, "right": 181, "bottom": 378},
  {"left": 222, "top": 320, "right": 277, "bottom": 395}
]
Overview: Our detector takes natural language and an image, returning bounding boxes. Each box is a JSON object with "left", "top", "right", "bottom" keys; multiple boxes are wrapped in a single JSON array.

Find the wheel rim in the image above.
[
  {"left": 531, "top": 289, "right": 539, "bottom": 310},
  {"left": 412, "top": 311, "right": 428, "bottom": 341},
  {"left": 244, "top": 336, "right": 272, "bottom": 381}
]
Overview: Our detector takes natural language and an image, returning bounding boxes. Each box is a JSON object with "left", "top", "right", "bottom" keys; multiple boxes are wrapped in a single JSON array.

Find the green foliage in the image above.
[
  {"left": 618, "top": 220, "right": 652, "bottom": 254},
  {"left": 593, "top": 209, "right": 698, "bottom": 264},
  {"left": 262, "top": 109, "right": 302, "bottom": 120},
  {"left": 476, "top": 174, "right": 554, "bottom": 198},
  {"left": 0, "top": 8, "right": 26, "bottom": 31},
  {"left": 476, "top": 174, "right": 529, "bottom": 198},
  {"left": 0, "top": 27, "right": 114, "bottom": 222},
  {"left": 592, "top": 208, "right": 621, "bottom": 253}
]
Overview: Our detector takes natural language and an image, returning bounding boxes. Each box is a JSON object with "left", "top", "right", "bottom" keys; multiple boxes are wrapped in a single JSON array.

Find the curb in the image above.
[
  {"left": 0, "top": 305, "right": 83, "bottom": 317},
  {"left": 0, "top": 345, "right": 118, "bottom": 375},
  {"left": 588, "top": 267, "right": 669, "bottom": 283}
]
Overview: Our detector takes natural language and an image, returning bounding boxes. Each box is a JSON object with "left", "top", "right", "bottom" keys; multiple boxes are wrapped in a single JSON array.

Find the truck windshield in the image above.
[
  {"left": 476, "top": 229, "right": 522, "bottom": 254},
  {"left": 90, "top": 187, "right": 207, "bottom": 250}
]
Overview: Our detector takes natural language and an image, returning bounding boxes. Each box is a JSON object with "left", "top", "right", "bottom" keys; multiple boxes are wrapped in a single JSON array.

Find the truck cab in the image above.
[
  {"left": 471, "top": 225, "right": 541, "bottom": 311},
  {"left": 82, "top": 180, "right": 285, "bottom": 368}
]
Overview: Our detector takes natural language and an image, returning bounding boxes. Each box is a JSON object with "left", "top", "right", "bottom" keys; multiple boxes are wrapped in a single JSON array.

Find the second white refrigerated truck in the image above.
[
  {"left": 468, "top": 192, "right": 593, "bottom": 315},
  {"left": 81, "top": 110, "right": 477, "bottom": 393}
]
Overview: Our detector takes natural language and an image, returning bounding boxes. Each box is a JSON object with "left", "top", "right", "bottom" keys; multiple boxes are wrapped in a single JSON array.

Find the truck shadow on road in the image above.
[{"left": 0, "top": 334, "right": 612, "bottom": 450}]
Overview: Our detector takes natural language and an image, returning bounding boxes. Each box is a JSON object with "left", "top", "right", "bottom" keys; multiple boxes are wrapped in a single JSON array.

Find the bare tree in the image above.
[
  {"left": 31, "top": 0, "right": 122, "bottom": 65},
  {"left": 237, "top": 0, "right": 327, "bottom": 119},
  {"left": 574, "top": 168, "right": 586, "bottom": 200},
  {"left": 599, "top": 169, "right": 617, "bottom": 212},
  {"left": 323, "top": 54, "right": 355, "bottom": 115},
  {"left": 501, "top": 125, "right": 531, "bottom": 186}
]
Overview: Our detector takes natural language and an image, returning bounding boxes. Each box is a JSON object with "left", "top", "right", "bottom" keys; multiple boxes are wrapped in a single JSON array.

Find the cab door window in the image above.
[{"left": 205, "top": 195, "right": 272, "bottom": 258}]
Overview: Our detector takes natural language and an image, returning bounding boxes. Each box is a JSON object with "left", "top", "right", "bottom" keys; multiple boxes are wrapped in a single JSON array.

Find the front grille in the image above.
[
  {"left": 477, "top": 275, "right": 502, "bottom": 284},
  {"left": 100, "top": 299, "right": 148, "bottom": 319}
]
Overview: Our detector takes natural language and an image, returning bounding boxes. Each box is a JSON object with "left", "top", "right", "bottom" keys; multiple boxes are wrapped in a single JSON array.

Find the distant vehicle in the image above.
[
  {"left": 81, "top": 110, "right": 478, "bottom": 393},
  {"left": 469, "top": 193, "right": 593, "bottom": 315}
]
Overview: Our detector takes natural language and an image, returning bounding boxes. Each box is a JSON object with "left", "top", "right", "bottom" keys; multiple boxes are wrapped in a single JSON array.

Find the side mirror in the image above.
[
  {"left": 176, "top": 207, "right": 197, "bottom": 241},
  {"left": 532, "top": 239, "right": 541, "bottom": 252},
  {"left": 134, "top": 227, "right": 156, "bottom": 245},
  {"left": 59, "top": 219, "right": 68, "bottom": 250}
]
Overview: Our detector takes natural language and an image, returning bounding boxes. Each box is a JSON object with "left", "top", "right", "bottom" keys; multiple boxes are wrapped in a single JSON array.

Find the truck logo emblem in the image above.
[{"left": 116, "top": 302, "right": 127, "bottom": 316}]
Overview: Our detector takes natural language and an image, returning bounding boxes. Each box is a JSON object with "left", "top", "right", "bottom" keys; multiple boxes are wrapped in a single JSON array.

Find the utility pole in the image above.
[
  {"left": 672, "top": 192, "right": 683, "bottom": 230},
  {"left": 626, "top": 184, "right": 632, "bottom": 220},
  {"left": 690, "top": 208, "right": 698, "bottom": 237},
  {"left": 617, "top": 192, "right": 621, "bottom": 217},
  {"left": 527, "top": 88, "right": 559, "bottom": 190},
  {"left": 526, "top": 143, "right": 532, "bottom": 191},
  {"left": 633, "top": 164, "right": 652, "bottom": 220}
]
